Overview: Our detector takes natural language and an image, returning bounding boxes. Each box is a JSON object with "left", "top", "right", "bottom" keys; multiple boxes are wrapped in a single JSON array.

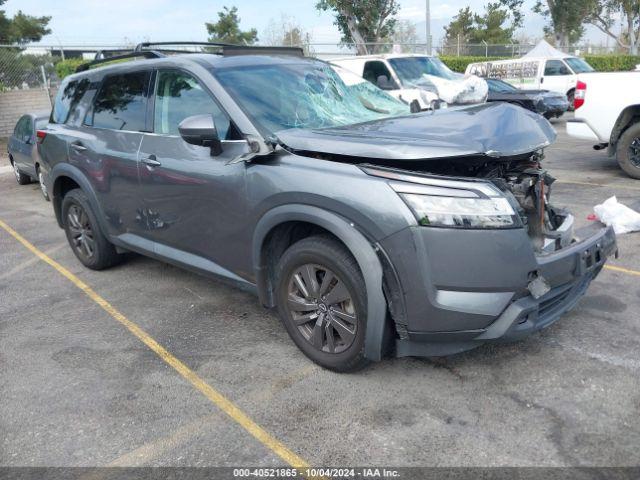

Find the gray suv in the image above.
[{"left": 38, "top": 43, "right": 617, "bottom": 371}]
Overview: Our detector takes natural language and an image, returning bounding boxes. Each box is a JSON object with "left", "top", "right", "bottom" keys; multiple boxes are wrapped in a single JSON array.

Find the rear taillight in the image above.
[
  {"left": 36, "top": 130, "right": 47, "bottom": 144},
  {"left": 574, "top": 80, "right": 586, "bottom": 110}
]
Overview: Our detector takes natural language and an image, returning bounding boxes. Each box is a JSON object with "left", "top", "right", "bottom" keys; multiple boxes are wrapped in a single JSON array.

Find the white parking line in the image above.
[{"left": 0, "top": 165, "right": 13, "bottom": 175}]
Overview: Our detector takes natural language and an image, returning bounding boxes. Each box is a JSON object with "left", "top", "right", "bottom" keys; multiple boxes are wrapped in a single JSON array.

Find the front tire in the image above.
[
  {"left": 616, "top": 122, "right": 640, "bottom": 180},
  {"left": 275, "top": 235, "right": 369, "bottom": 372},
  {"left": 62, "top": 188, "right": 121, "bottom": 270}
]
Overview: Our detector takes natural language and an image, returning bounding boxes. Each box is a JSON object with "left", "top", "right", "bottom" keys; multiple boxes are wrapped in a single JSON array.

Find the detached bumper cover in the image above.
[{"left": 393, "top": 224, "right": 617, "bottom": 357}]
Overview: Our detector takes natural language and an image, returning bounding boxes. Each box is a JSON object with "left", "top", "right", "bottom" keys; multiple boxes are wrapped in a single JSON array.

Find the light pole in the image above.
[{"left": 425, "top": 0, "right": 431, "bottom": 55}]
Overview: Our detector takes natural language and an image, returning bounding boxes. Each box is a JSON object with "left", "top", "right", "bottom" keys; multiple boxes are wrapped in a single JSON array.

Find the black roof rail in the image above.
[
  {"left": 93, "top": 49, "right": 134, "bottom": 60},
  {"left": 74, "top": 41, "right": 306, "bottom": 73},
  {"left": 134, "top": 41, "right": 232, "bottom": 52},
  {"left": 75, "top": 50, "right": 165, "bottom": 72},
  {"left": 222, "top": 45, "right": 304, "bottom": 56},
  {"left": 134, "top": 41, "right": 304, "bottom": 57}
]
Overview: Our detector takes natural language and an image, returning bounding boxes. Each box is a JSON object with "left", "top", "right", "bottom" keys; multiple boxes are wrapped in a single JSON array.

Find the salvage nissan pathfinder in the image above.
[{"left": 37, "top": 42, "right": 617, "bottom": 371}]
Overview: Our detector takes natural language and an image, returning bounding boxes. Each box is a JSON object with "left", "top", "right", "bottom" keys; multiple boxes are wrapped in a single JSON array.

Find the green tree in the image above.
[
  {"left": 535, "top": 0, "right": 595, "bottom": 47},
  {"left": 205, "top": 6, "right": 258, "bottom": 45},
  {"left": 498, "top": 0, "right": 594, "bottom": 48},
  {"left": 444, "top": 4, "right": 515, "bottom": 50},
  {"left": 471, "top": 3, "right": 515, "bottom": 44},
  {"left": 0, "top": 0, "right": 51, "bottom": 44},
  {"left": 444, "top": 7, "right": 475, "bottom": 45},
  {"left": 316, "top": 0, "right": 400, "bottom": 54},
  {"left": 588, "top": 0, "right": 639, "bottom": 54}
]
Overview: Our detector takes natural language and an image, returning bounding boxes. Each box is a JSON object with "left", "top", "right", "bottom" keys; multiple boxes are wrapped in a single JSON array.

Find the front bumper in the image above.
[{"left": 381, "top": 222, "right": 617, "bottom": 357}]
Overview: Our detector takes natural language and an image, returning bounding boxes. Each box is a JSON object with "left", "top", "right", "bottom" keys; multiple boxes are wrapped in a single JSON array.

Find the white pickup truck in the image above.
[{"left": 567, "top": 72, "right": 640, "bottom": 179}]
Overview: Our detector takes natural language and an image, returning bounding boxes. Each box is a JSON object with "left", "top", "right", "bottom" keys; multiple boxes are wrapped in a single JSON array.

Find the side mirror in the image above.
[
  {"left": 178, "top": 114, "right": 222, "bottom": 156},
  {"left": 376, "top": 75, "right": 395, "bottom": 90}
]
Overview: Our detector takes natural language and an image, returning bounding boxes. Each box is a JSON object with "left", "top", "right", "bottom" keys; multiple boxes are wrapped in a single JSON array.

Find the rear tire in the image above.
[
  {"left": 616, "top": 122, "right": 640, "bottom": 180},
  {"left": 275, "top": 235, "right": 370, "bottom": 372},
  {"left": 61, "top": 188, "right": 121, "bottom": 270},
  {"left": 11, "top": 158, "right": 30, "bottom": 185}
]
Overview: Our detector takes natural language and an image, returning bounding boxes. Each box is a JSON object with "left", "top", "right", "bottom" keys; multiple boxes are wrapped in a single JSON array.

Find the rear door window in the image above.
[
  {"left": 89, "top": 71, "right": 151, "bottom": 131},
  {"left": 52, "top": 78, "right": 90, "bottom": 124},
  {"left": 153, "top": 70, "right": 232, "bottom": 138}
]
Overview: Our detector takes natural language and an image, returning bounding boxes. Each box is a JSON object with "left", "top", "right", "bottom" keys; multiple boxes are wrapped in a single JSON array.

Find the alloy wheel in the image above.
[
  {"left": 38, "top": 171, "right": 48, "bottom": 198},
  {"left": 286, "top": 263, "right": 358, "bottom": 354},
  {"left": 629, "top": 137, "right": 640, "bottom": 168},
  {"left": 13, "top": 162, "right": 20, "bottom": 182},
  {"left": 67, "top": 204, "right": 96, "bottom": 260}
]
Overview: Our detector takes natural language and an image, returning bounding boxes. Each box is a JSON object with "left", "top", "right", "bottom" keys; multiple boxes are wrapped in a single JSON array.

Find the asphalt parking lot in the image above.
[{"left": 1, "top": 118, "right": 639, "bottom": 469}]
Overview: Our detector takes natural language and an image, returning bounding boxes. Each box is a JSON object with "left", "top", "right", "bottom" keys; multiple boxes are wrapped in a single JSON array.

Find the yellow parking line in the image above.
[
  {"left": 604, "top": 264, "right": 640, "bottom": 276},
  {"left": 0, "top": 218, "right": 310, "bottom": 469},
  {"left": 0, "top": 242, "right": 68, "bottom": 282}
]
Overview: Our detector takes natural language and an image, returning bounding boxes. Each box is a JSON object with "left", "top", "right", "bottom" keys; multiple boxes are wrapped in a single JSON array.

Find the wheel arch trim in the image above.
[
  {"left": 50, "top": 163, "right": 109, "bottom": 236},
  {"left": 252, "top": 204, "right": 388, "bottom": 361},
  {"left": 609, "top": 105, "right": 640, "bottom": 154}
]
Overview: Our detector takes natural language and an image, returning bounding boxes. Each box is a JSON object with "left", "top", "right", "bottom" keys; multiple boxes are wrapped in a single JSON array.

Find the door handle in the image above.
[
  {"left": 142, "top": 155, "right": 161, "bottom": 167},
  {"left": 70, "top": 142, "right": 87, "bottom": 152}
]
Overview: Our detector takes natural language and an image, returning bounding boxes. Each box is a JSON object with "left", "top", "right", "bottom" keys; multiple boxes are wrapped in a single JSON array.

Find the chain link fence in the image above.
[
  {"left": 0, "top": 45, "right": 61, "bottom": 92},
  {"left": 0, "top": 41, "right": 625, "bottom": 85},
  {"left": 307, "top": 42, "right": 623, "bottom": 59}
]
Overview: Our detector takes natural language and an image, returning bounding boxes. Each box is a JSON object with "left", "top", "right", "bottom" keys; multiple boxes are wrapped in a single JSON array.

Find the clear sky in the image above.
[{"left": 4, "top": 0, "right": 611, "bottom": 47}]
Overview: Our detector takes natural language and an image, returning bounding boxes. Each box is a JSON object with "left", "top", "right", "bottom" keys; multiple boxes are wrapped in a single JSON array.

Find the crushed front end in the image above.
[{"left": 362, "top": 150, "right": 617, "bottom": 358}]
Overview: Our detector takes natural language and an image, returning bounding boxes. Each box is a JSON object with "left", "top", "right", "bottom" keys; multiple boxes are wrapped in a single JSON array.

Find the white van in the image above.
[
  {"left": 329, "top": 54, "right": 443, "bottom": 111},
  {"left": 465, "top": 41, "right": 595, "bottom": 104}
]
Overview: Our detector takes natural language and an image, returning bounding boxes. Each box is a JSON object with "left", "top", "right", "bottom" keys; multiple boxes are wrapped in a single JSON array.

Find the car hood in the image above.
[{"left": 275, "top": 102, "right": 556, "bottom": 161}]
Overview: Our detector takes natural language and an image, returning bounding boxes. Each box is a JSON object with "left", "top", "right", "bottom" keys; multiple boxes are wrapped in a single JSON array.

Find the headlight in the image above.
[
  {"left": 401, "top": 194, "right": 517, "bottom": 228},
  {"left": 360, "top": 166, "right": 520, "bottom": 229}
]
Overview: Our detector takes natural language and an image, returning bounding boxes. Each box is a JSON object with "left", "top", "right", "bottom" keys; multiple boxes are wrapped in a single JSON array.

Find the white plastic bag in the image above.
[
  {"left": 593, "top": 196, "right": 640, "bottom": 234},
  {"left": 424, "top": 74, "right": 488, "bottom": 105}
]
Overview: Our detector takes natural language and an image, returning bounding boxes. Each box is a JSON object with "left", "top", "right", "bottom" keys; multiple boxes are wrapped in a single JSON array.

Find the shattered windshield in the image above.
[
  {"left": 330, "top": 64, "right": 409, "bottom": 115},
  {"left": 214, "top": 62, "right": 409, "bottom": 134},
  {"left": 389, "top": 56, "right": 461, "bottom": 86}
]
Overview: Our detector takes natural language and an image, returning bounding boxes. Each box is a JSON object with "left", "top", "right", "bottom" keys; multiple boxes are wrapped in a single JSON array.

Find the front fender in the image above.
[
  {"left": 50, "top": 163, "right": 110, "bottom": 238},
  {"left": 252, "top": 204, "right": 388, "bottom": 361},
  {"left": 609, "top": 104, "right": 640, "bottom": 155}
]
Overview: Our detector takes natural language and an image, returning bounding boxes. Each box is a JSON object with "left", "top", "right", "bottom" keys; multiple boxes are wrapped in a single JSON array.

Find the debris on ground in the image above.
[{"left": 593, "top": 196, "right": 640, "bottom": 234}]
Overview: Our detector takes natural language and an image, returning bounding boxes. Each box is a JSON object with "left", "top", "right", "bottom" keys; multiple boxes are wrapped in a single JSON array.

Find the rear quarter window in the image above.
[{"left": 51, "top": 78, "right": 90, "bottom": 124}]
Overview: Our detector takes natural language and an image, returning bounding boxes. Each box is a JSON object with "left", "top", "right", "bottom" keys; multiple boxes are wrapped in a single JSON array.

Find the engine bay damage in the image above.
[{"left": 356, "top": 150, "right": 571, "bottom": 254}]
